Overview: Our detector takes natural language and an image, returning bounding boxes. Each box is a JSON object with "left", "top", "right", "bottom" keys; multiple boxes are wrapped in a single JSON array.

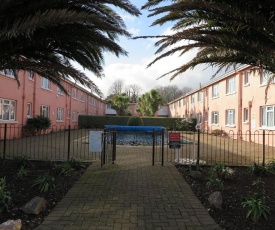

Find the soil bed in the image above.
[
  {"left": 176, "top": 165, "right": 275, "bottom": 230},
  {"left": 0, "top": 159, "right": 90, "bottom": 230}
]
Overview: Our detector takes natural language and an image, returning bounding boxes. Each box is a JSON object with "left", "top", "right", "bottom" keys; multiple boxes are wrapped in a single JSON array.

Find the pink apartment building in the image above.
[
  {"left": 168, "top": 65, "right": 275, "bottom": 144},
  {"left": 0, "top": 70, "right": 106, "bottom": 132}
]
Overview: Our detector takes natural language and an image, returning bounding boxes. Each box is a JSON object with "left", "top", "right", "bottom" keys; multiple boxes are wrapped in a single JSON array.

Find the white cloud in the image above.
[{"left": 128, "top": 27, "right": 140, "bottom": 35}]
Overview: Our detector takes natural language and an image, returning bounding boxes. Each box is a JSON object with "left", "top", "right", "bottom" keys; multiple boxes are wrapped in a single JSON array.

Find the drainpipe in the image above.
[
  {"left": 33, "top": 74, "right": 36, "bottom": 116},
  {"left": 21, "top": 72, "right": 26, "bottom": 125},
  {"left": 248, "top": 101, "right": 252, "bottom": 142},
  {"left": 238, "top": 72, "right": 243, "bottom": 139}
]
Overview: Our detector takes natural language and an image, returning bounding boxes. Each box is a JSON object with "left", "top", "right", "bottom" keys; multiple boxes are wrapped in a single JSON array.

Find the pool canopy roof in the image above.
[{"left": 104, "top": 125, "right": 164, "bottom": 132}]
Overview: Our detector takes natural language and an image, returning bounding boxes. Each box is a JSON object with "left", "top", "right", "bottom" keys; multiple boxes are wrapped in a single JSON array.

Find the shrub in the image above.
[
  {"left": 57, "top": 162, "right": 74, "bottom": 176},
  {"left": 242, "top": 193, "right": 270, "bottom": 223},
  {"left": 211, "top": 129, "right": 227, "bottom": 137},
  {"left": 33, "top": 174, "right": 55, "bottom": 193},
  {"left": 175, "top": 117, "right": 197, "bottom": 131},
  {"left": 206, "top": 177, "right": 224, "bottom": 191},
  {"left": 17, "top": 166, "right": 28, "bottom": 179},
  {"left": 209, "top": 163, "right": 233, "bottom": 180},
  {"left": 0, "top": 178, "right": 12, "bottom": 213},
  {"left": 13, "top": 156, "right": 32, "bottom": 168},
  {"left": 68, "top": 158, "right": 82, "bottom": 170},
  {"left": 23, "top": 115, "right": 51, "bottom": 136},
  {"left": 127, "top": 116, "right": 144, "bottom": 126},
  {"left": 249, "top": 162, "right": 267, "bottom": 175}
]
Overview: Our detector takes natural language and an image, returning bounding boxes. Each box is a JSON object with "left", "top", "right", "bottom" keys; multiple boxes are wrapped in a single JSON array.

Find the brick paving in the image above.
[{"left": 35, "top": 150, "right": 221, "bottom": 230}]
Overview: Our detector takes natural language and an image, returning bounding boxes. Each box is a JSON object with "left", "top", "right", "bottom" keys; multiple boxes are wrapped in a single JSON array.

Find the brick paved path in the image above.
[{"left": 35, "top": 150, "right": 220, "bottom": 230}]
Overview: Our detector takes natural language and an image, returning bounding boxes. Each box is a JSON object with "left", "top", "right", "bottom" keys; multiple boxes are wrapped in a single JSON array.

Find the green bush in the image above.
[
  {"left": 127, "top": 117, "right": 144, "bottom": 126},
  {"left": 23, "top": 115, "right": 51, "bottom": 136},
  {"left": 0, "top": 178, "right": 12, "bottom": 213},
  {"left": 13, "top": 156, "right": 32, "bottom": 168},
  {"left": 33, "top": 173, "right": 55, "bottom": 193},
  {"left": 57, "top": 162, "right": 74, "bottom": 176},
  {"left": 242, "top": 193, "right": 270, "bottom": 223},
  {"left": 17, "top": 166, "right": 29, "bottom": 179}
]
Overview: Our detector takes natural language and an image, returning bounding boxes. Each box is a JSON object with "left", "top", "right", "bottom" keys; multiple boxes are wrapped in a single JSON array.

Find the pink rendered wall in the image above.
[{"left": 0, "top": 70, "right": 106, "bottom": 138}]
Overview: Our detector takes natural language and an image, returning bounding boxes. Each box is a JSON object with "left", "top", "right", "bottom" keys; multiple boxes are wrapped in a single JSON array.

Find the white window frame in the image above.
[
  {"left": 212, "top": 111, "right": 219, "bottom": 125},
  {"left": 178, "top": 100, "right": 181, "bottom": 107},
  {"left": 191, "top": 95, "right": 195, "bottom": 104},
  {"left": 198, "top": 92, "right": 203, "bottom": 102},
  {"left": 183, "top": 99, "right": 186, "bottom": 106},
  {"left": 0, "top": 99, "right": 16, "bottom": 121},
  {"left": 67, "top": 109, "right": 70, "bottom": 119},
  {"left": 226, "top": 109, "right": 235, "bottom": 126},
  {"left": 226, "top": 77, "right": 236, "bottom": 95},
  {"left": 72, "top": 110, "right": 77, "bottom": 121},
  {"left": 212, "top": 84, "right": 219, "bottom": 98},
  {"left": 198, "top": 113, "right": 202, "bottom": 124},
  {"left": 57, "top": 108, "right": 64, "bottom": 121},
  {"left": 261, "top": 71, "right": 274, "bottom": 86},
  {"left": 27, "top": 103, "right": 32, "bottom": 118},
  {"left": 67, "top": 87, "right": 71, "bottom": 95},
  {"left": 57, "top": 85, "right": 64, "bottom": 95},
  {"left": 261, "top": 105, "right": 275, "bottom": 128},
  {"left": 80, "top": 93, "right": 85, "bottom": 102},
  {"left": 1, "top": 69, "right": 15, "bottom": 78},
  {"left": 243, "top": 108, "right": 249, "bottom": 123},
  {"left": 28, "top": 71, "right": 34, "bottom": 80},
  {"left": 244, "top": 71, "right": 250, "bottom": 86},
  {"left": 73, "top": 88, "right": 77, "bottom": 99},
  {"left": 41, "top": 77, "right": 50, "bottom": 90},
  {"left": 40, "top": 105, "right": 50, "bottom": 118}
]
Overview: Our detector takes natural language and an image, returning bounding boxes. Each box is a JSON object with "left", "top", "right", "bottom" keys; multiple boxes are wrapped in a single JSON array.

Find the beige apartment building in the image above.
[{"left": 168, "top": 65, "right": 275, "bottom": 143}]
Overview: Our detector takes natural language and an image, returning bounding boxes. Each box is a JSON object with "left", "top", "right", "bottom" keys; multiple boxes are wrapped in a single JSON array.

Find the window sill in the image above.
[
  {"left": 211, "top": 124, "right": 219, "bottom": 126},
  {"left": 260, "top": 127, "right": 275, "bottom": 131},
  {"left": 243, "top": 121, "right": 249, "bottom": 124},
  {"left": 225, "top": 125, "right": 236, "bottom": 128},
  {"left": 260, "top": 83, "right": 267, "bottom": 87},
  {"left": 41, "top": 87, "right": 52, "bottom": 92},
  {"left": 226, "top": 92, "right": 236, "bottom": 96},
  {"left": 73, "top": 98, "right": 78, "bottom": 101},
  {"left": 211, "top": 96, "right": 219, "bottom": 99},
  {"left": 56, "top": 120, "right": 64, "bottom": 123},
  {"left": 244, "top": 83, "right": 250, "bottom": 87},
  {"left": 0, "top": 121, "right": 18, "bottom": 124}
]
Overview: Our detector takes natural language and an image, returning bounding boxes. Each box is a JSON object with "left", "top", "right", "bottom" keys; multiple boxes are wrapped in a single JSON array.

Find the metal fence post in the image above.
[
  {"left": 152, "top": 129, "right": 155, "bottom": 166},
  {"left": 262, "top": 130, "right": 265, "bottom": 167},
  {"left": 67, "top": 125, "right": 71, "bottom": 161},
  {"left": 161, "top": 129, "right": 164, "bottom": 166},
  {"left": 112, "top": 131, "right": 116, "bottom": 164},
  {"left": 196, "top": 128, "right": 200, "bottom": 166},
  {"left": 3, "top": 124, "right": 7, "bottom": 160}
]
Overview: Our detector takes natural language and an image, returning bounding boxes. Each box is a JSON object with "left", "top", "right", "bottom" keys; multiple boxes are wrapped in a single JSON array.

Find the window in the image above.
[
  {"left": 27, "top": 103, "right": 32, "bottom": 118},
  {"left": 226, "top": 77, "right": 236, "bottom": 94},
  {"left": 212, "top": 111, "right": 219, "bottom": 125},
  {"left": 261, "top": 71, "right": 274, "bottom": 85},
  {"left": 67, "top": 109, "right": 70, "bottom": 119},
  {"left": 73, "top": 88, "right": 77, "bottom": 99},
  {"left": 191, "top": 95, "right": 195, "bottom": 104},
  {"left": 40, "top": 105, "right": 50, "bottom": 118},
  {"left": 41, "top": 77, "right": 50, "bottom": 89},
  {"left": 28, "top": 71, "right": 34, "bottom": 80},
  {"left": 212, "top": 84, "right": 219, "bottom": 98},
  {"left": 57, "top": 85, "right": 64, "bottom": 95},
  {"left": 244, "top": 71, "right": 250, "bottom": 85},
  {"left": 57, "top": 108, "right": 64, "bottom": 121},
  {"left": 89, "top": 96, "right": 93, "bottom": 105},
  {"left": 244, "top": 108, "right": 249, "bottom": 122},
  {"left": 198, "top": 113, "right": 202, "bottom": 124},
  {"left": 0, "top": 69, "right": 15, "bottom": 78},
  {"left": 93, "top": 99, "right": 96, "bottom": 106},
  {"left": 226, "top": 110, "right": 235, "bottom": 126},
  {"left": 261, "top": 105, "right": 275, "bottom": 128},
  {"left": 67, "top": 87, "right": 71, "bottom": 95},
  {"left": 72, "top": 110, "right": 77, "bottom": 121},
  {"left": 80, "top": 93, "right": 85, "bottom": 102},
  {"left": 0, "top": 99, "right": 16, "bottom": 121},
  {"left": 183, "top": 99, "right": 186, "bottom": 106},
  {"left": 198, "top": 91, "right": 203, "bottom": 102},
  {"left": 178, "top": 100, "right": 181, "bottom": 107}
]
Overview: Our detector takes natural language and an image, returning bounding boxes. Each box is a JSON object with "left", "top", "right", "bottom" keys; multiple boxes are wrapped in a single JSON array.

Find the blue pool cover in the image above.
[{"left": 104, "top": 125, "right": 164, "bottom": 132}]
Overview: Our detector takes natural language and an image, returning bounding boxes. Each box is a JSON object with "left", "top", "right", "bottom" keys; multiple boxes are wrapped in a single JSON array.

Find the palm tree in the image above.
[
  {"left": 138, "top": 89, "right": 163, "bottom": 116},
  {"left": 0, "top": 0, "right": 140, "bottom": 95},
  {"left": 140, "top": 0, "right": 275, "bottom": 80}
]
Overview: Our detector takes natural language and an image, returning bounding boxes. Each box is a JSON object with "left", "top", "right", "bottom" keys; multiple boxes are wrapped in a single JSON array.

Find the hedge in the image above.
[{"left": 78, "top": 115, "right": 197, "bottom": 131}]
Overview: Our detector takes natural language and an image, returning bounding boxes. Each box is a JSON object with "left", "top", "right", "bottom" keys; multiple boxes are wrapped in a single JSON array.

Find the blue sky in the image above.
[{"left": 87, "top": 0, "right": 215, "bottom": 98}]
